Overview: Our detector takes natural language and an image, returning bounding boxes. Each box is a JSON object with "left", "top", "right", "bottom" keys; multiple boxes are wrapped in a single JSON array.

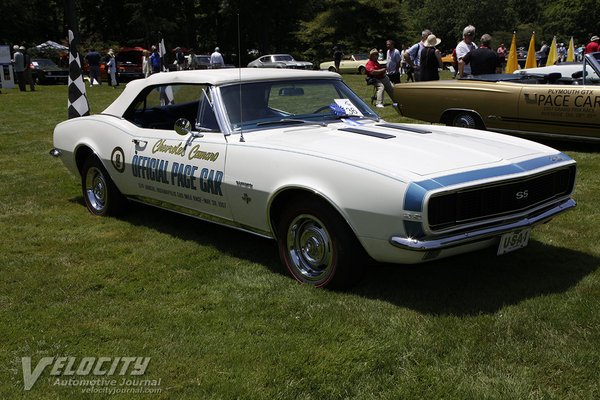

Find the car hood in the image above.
[
  {"left": 250, "top": 122, "right": 557, "bottom": 179},
  {"left": 38, "top": 65, "right": 66, "bottom": 72}
]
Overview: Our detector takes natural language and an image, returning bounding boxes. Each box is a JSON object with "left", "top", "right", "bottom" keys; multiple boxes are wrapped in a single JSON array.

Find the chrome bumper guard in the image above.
[{"left": 390, "top": 198, "right": 576, "bottom": 251}]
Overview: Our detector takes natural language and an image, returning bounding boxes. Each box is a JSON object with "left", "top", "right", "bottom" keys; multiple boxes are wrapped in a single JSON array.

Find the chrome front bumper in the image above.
[{"left": 390, "top": 198, "right": 576, "bottom": 251}]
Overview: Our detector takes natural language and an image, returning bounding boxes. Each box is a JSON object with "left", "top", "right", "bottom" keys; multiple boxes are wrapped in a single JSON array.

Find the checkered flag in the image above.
[
  {"left": 67, "top": 29, "right": 90, "bottom": 119},
  {"left": 158, "top": 37, "right": 167, "bottom": 72}
]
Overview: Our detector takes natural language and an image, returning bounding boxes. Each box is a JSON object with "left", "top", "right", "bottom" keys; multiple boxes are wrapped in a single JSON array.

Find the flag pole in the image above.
[
  {"left": 65, "top": 0, "right": 90, "bottom": 118},
  {"left": 505, "top": 31, "right": 519, "bottom": 74}
]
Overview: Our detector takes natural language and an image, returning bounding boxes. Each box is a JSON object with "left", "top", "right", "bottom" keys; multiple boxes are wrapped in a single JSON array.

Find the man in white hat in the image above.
[
  {"left": 210, "top": 47, "right": 224, "bottom": 69},
  {"left": 365, "top": 48, "right": 394, "bottom": 108},
  {"left": 419, "top": 34, "right": 443, "bottom": 81},
  {"left": 585, "top": 35, "right": 600, "bottom": 54},
  {"left": 106, "top": 49, "right": 118, "bottom": 87},
  {"left": 12, "top": 45, "right": 26, "bottom": 91}
]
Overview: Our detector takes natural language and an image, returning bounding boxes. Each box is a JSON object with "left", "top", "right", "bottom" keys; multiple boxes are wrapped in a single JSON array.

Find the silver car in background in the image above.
[{"left": 247, "top": 54, "right": 313, "bottom": 69}]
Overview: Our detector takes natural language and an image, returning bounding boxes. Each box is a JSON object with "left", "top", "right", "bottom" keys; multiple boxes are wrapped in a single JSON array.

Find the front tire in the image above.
[
  {"left": 81, "top": 156, "right": 127, "bottom": 216},
  {"left": 277, "top": 198, "right": 364, "bottom": 288},
  {"left": 358, "top": 66, "right": 366, "bottom": 75}
]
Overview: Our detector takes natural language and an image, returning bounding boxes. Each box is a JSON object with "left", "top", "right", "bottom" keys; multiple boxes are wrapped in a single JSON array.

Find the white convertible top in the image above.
[{"left": 103, "top": 68, "right": 339, "bottom": 116}]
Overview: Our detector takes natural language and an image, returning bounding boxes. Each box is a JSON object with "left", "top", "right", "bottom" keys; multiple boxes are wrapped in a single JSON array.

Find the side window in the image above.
[
  {"left": 196, "top": 89, "right": 220, "bottom": 131},
  {"left": 124, "top": 84, "right": 205, "bottom": 130}
]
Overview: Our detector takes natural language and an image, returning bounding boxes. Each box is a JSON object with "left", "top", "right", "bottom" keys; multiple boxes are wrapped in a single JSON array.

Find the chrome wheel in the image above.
[
  {"left": 81, "top": 155, "right": 126, "bottom": 216},
  {"left": 452, "top": 113, "right": 477, "bottom": 129},
  {"left": 85, "top": 167, "right": 108, "bottom": 212},
  {"left": 277, "top": 197, "right": 365, "bottom": 288},
  {"left": 286, "top": 214, "right": 334, "bottom": 284}
]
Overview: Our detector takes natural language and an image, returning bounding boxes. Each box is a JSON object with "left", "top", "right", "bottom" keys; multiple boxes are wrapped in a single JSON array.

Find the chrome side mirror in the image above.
[
  {"left": 174, "top": 118, "right": 192, "bottom": 136},
  {"left": 175, "top": 118, "right": 204, "bottom": 147}
]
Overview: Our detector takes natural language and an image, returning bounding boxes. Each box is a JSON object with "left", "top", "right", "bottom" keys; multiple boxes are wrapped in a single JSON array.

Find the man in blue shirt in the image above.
[
  {"left": 85, "top": 49, "right": 102, "bottom": 85},
  {"left": 403, "top": 29, "right": 431, "bottom": 82}
]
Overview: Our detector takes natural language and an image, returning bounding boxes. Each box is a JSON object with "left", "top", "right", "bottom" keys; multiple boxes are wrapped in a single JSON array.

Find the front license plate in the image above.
[{"left": 497, "top": 229, "right": 531, "bottom": 255}]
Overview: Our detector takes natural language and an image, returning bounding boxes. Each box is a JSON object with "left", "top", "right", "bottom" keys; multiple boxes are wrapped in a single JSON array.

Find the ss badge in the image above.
[{"left": 515, "top": 190, "right": 529, "bottom": 200}]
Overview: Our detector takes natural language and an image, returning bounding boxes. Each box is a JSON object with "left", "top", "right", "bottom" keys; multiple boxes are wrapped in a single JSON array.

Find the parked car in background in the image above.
[
  {"left": 82, "top": 47, "right": 146, "bottom": 82},
  {"left": 247, "top": 54, "right": 313, "bottom": 69},
  {"left": 30, "top": 58, "right": 69, "bottom": 84},
  {"left": 188, "top": 54, "right": 235, "bottom": 70},
  {"left": 441, "top": 53, "right": 455, "bottom": 69},
  {"left": 51, "top": 68, "right": 576, "bottom": 287},
  {"left": 392, "top": 52, "right": 600, "bottom": 142},
  {"left": 319, "top": 54, "right": 385, "bottom": 74},
  {"left": 516, "top": 61, "right": 600, "bottom": 82},
  {"left": 116, "top": 47, "right": 146, "bottom": 81},
  {"left": 193, "top": 54, "right": 212, "bottom": 69}
]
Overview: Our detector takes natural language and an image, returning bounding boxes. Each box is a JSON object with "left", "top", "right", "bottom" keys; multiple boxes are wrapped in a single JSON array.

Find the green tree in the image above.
[
  {"left": 296, "top": 0, "right": 405, "bottom": 61},
  {"left": 542, "top": 0, "right": 600, "bottom": 45}
]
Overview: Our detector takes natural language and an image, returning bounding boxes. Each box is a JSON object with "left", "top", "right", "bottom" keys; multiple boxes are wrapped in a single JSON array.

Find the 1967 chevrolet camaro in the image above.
[{"left": 52, "top": 68, "right": 576, "bottom": 287}]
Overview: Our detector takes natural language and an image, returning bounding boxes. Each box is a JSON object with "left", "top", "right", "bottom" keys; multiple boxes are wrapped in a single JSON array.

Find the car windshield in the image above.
[
  {"left": 219, "top": 78, "right": 379, "bottom": 132},
  {"left": 33, "top": 59, "right": 56, "bottom": 67}
]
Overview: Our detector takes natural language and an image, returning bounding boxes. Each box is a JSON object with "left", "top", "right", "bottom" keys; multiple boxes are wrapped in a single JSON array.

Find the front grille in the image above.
[{"left": 427, "top": 165, "right": 576, "bottom": 231}]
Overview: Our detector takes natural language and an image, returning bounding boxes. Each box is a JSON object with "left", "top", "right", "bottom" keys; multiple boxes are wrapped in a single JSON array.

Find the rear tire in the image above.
[
  {"left": 277, "top": 198, "right": 365, "bottom": 288},
  {"left": 358, "top": 66, "right": 366, "bottom": 75},
  {"left": 451, "top": 112, "right": 478, "bottom": 129},
  {"left": 81, "top": 155, "right": 127, "bottom": 216}
]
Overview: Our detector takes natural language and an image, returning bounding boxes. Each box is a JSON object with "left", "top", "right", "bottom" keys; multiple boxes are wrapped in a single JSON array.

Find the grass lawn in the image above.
[{"left": 1, "top": 74, "right": 599, "bottom": 399}]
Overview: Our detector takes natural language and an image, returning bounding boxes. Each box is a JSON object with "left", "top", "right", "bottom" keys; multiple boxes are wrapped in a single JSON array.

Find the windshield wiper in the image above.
[
  {"left": 334, "top": 114, "right": 380, "bottom": 122},
  {"left": 256, "top": 118, "right": 328, "bottom": 127}
]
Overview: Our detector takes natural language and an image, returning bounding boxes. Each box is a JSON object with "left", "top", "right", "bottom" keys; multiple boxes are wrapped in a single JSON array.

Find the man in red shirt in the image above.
[
  {"left": 365, "top": 49, "right": 394, "bottom": 108},
  {"left": 585, "top": 35, "right": 599, "bottom": 54}
]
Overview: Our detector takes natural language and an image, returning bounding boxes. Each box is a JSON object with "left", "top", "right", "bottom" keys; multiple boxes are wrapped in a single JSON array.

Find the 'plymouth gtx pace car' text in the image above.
[
  {"left": 392, "top": 52, "right": 600, "bottom": 142},
  {"left": 52, "top": 69, "right": 576, "bottom": 287}
]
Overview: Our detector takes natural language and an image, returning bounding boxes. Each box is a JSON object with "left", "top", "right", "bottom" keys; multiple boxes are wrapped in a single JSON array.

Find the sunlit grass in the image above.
[{"left": 0, "top": 76, "right": 599, "bottom": 399}]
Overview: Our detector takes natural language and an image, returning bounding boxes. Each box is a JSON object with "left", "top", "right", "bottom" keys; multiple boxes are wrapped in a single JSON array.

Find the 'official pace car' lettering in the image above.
[
  {"left": 131, "top": 155, "right": 223, "bottom": 196},
  {"left": 171, "top": 162, "right": 198, "bottom": 189},
  {"left": 199, "top": 168, "right": 223, "bottom": 195},
  {"left": 132, "top": 155, "right": 169, "bottom": 183}
]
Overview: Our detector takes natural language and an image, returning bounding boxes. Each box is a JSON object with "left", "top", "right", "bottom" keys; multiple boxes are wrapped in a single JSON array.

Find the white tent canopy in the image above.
[{"left": 36, "top": 40, "right": 68, "bottom": 51}]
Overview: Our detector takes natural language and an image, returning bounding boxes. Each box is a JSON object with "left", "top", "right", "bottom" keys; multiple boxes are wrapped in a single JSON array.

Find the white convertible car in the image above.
[{"left": 52, "top": 69, "right": 576, "bottom": 287}]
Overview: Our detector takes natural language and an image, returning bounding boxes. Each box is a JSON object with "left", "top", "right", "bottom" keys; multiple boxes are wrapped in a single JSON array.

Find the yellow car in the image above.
[
  {"left": 441, "top": 53, "right": 455, "bottom": 68},
  {"left": 319, "top": 54, "right": 386, "bottom": 74},
  {"left": 392, "top": 52, "right": 600, "bottom": 141}
]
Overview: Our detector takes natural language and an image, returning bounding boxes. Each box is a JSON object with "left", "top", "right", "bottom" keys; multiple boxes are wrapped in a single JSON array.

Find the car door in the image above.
[
  {"left": 517, "top": 82, "right": 600, "bottom": 139},
  {"left": 124, "top": 83, "right": 232, "bottom": 220}
]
